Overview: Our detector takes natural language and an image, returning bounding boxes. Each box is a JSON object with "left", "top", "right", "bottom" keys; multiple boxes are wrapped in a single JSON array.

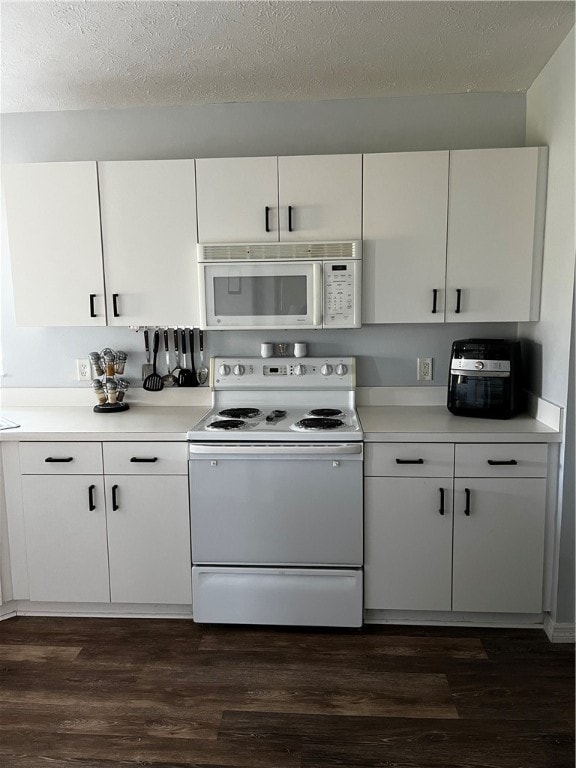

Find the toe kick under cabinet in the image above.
[
  {"left": 364, "top": 442, "right": 548, "bottom": 615},
  {"left": 17, "top": 441, "right": 191, "bottom": 605}
]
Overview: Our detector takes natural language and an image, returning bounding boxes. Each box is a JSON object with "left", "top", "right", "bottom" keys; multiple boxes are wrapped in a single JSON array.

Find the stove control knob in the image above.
[
  {"left": 474, "top": 360, "right": 485, "bottom": 370},
  {"left": 233, "top": 364, "right": 245, "bottom": 376},
  {"left": 321, "top": 364, "right": 333, "bottom": 377},
  {"left": 218, "top": 364, "right": 231, "bottom": 377},
  {"left": 293, "top": 364, "right": 307, "bottom": 376},
  {"left": 335, "top": 363, "right": 348, "bottom": 376}
]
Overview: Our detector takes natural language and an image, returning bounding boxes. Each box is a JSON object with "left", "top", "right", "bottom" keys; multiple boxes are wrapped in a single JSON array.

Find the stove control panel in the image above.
[{"left": 211, "top": 357, "right": 355, "bottom": 390}]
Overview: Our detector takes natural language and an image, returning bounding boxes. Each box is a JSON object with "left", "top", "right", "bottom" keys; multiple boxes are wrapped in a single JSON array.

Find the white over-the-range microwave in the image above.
[{"left": 198, "top": 241, "right": 362, "bottom": 330}]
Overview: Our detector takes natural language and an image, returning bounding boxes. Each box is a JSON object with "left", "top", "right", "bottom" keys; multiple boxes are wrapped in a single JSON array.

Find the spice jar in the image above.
[
  {"left": 89, "top": 352, "right": 104, "bottom": 377},
  {"left": 117, "top": 379, "right": 130, "bottom": 402},
  {"left": 105, "top": 380, "right": 118, "bottom": 404},
  {"left": 92, "top": 379, "right": 107, "bottom": 405},
  {"left": 115, "top": 351, "right": 127, "bottom": 375}
]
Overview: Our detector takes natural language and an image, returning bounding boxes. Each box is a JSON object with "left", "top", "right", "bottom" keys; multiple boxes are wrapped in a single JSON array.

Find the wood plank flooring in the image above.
[{"left": 0, "top": 617, "right": 573, "bottom": 767}]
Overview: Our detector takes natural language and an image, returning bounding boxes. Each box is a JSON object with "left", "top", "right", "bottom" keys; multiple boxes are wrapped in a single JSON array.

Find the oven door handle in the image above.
[{"left": 188, "top": 443, "right": 363, "bottom": 456}]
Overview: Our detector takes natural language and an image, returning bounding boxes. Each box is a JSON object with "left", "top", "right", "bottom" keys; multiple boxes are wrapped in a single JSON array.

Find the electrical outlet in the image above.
[
  {"left": 417, "top": 357, "right": 433, "bottom": 381},
  {"left": 76, "top": 358, "right": 92, "bottom": 381}
]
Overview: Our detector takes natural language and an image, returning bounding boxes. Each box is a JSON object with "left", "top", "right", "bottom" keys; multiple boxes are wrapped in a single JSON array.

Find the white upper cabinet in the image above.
[
  {"left": 445, "top": 147, "right": 547, "bottom": 323},
  {"left": 196, "top": 154, "right": 362, "bottom": 243},
  {"left": 362, "top": 151, "right": 449, "bottom": 323},
  {"left": 196, "top": 156, "right": 279, "bottom": 243},
  {"left": 3, "top": 162, "right": 107, "bottom": 326},
  {"left": 277, "top": 154, "right": 362, "bottom": 241},
  {"left": 99, "top": 160, "right": 198, "bottom": 327}
]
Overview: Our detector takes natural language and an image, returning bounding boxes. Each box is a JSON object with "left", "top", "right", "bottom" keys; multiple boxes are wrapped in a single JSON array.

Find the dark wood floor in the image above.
[{"left": 0, "top": 617, "right": 573, "bottom": 767}]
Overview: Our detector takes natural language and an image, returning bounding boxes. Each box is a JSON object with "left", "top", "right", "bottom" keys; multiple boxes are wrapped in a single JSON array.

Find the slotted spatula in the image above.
[
  {"left": 143, "top": 329, "right": 163, "bottom": 391},
  {"left": 177, "top": 327, "right": 196, "bottom": 387}
]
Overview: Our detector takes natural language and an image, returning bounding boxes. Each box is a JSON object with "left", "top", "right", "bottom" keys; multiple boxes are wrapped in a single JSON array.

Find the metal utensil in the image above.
[
  {"left": 177, "top": 327, "right": 195, "bottom": 387},
  {"left": 142, "top": 330, "right": 163, "bottom": 391},
  {"left": 162, "top": 328, "right": 177, "bottom": 387},
  {"left": 197, "top": 329, "right": 209, "bottom": 385},
  {"left": 141, "top": 328, "right": 153, "bottom": 380},
  {"left": 188, "top": 328, "right": 199, "bottom": 386},
  {"left": 172, "top": 327, "right": 182, "bottom": 379}
]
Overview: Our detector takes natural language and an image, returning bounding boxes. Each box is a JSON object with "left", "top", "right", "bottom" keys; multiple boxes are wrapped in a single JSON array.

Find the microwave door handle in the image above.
[{"left": 313, "top": 263, "right": 323, "bottom": 327}]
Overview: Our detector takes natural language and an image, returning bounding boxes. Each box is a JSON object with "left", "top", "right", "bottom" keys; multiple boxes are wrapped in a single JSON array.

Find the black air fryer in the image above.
[{"left": 447, "top": 339, "right": 522, "bottom": 419}]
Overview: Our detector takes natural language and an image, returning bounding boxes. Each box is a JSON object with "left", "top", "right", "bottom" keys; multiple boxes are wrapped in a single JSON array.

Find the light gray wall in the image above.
[
  {"left": 1, "top": 93, "right": 525, "bottom": 388},
  {"left": 522, "top": 28, "right": 575, "bottom": 626}
]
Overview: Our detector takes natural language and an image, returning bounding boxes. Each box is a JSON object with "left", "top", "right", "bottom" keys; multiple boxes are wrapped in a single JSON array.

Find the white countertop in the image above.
[
  {"left": 358, "top": 406, "right": 561, "bottom": 443},
  {"left": 0, "top": 404, "right": 561, "bottom": 444},
  {"left": 0, "top": 406, "right": 209, "bottom": 442}
]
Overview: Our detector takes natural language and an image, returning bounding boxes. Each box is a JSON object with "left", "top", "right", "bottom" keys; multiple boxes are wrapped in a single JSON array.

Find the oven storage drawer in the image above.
[{"left": 192, "top": 566, "right": 363, "bottom": 627}]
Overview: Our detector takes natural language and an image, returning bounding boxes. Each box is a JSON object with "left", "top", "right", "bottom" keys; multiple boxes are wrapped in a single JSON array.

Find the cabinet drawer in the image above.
[
  {"left": 364, "top": 443, "right": 453, "bottom": 477},
  {"left": 455, "top": 444, "right": 548, "bottom": 478},
  {"left": 103, "top": 442, "right": 188, "bottom": 475},
  {"left": 19, "top": 442, "right": 103, "bottom": 474}
]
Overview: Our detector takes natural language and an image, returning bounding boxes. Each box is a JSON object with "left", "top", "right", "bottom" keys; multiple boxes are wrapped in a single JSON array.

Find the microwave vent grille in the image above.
[{"left": 199, "top": 241, "right": 361, "bottom": 262}]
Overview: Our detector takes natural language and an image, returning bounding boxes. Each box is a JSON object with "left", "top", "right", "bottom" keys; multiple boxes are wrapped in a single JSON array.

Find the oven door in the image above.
[
  {"left": 189, "top": 442, "right": 363, "bottom": 566},
  {"left": 200, "top": 261, "right": 322, "bottom": 330}
]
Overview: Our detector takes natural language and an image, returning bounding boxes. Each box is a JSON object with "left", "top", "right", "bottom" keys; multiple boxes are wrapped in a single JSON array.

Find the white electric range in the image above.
[{"left": 187, "top": 357, "right": 364, "bottom": 628}]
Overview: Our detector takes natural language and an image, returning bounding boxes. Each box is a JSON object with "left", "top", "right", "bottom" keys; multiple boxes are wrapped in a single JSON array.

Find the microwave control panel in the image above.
[{"left": 323, "top": 260, "right": 361, "bottom": 328}]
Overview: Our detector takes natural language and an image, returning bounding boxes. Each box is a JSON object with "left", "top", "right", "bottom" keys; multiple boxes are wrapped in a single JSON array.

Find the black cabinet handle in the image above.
[
  {"left": 89, "top": 294, "right": 97, "bottom": 318},
  {"left": 464, "top": 487, "right": 471, "bottom": 516},
  {"left": 432, "top": 289, "right": 438, "bottom": 314},
  {"left": 112, "top": 484, "right": 119, "bottom": 511},
  {"left": 130, "top": 457, "right": 158, "bottom": 463},
  {"left": 112, "top": 293, "right": 120, "bottom": 318},
  {"left": 45, "top": 456, "right": 73, "bottom": 463},
  {"left": 288, "top": 205, "right": 294, "bottom": 232},
  {"left": 395, "top": 458, "right": 424, "bottom": 465},
  {"left": 439, "top": 487, "right": 445, "bottom": 515},
  {"left": 88, "top": 484, "right": 96, "bottom": 511},
  {"left": 265, "top": 206, "right": 271, "bottom": 233},
  {"left": 487, "top": 459, "right": 518, "bottom": 466},
  {"left": 455, "top": 288, "right": 462, "bottom": 314}
]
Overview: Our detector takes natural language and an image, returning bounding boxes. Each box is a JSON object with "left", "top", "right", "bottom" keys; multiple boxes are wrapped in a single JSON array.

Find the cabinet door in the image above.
[
  {"left": 3, "top": 162, "right": 106, "bottom": 326},
  {"left": 362, "top": 152, "right": 449, "bottom": 323},
  {"left": 22, "top": 476, "right": 109, "bottom": 602},
  {"left": 446, "top": 147, "right": 545, "bottom": 322},
  {"left": 106, "top": 476, "right": 192, "bottom": 604},
  {"left": 452, "top": 478, "right": 546, "bottom": 613},
  {"left": 196, "top": 157, "right": 279, "bottom": 243},
  {"left": 364, "top": 477, "right": 452, "bottom": 611},
  {"left": 278, "top": 155, "right": 362, "bottom": 241},
  {"left": 99, "top": 160, "right": 199, "bottom": 327}
]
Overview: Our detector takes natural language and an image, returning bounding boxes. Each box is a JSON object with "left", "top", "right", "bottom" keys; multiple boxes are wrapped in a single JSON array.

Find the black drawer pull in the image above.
[
  {"left": 265, "top": 206, "right": 271, "bottom": 233},
  {"left": 464, "top": 487, "right": 471, "bottom": 516},
  {"left": 288, "top": 205, "right": 294, "bottom": 232},
  {"left": 44, "top": 456, "right": 74, "bottom": 463},
  {"left": 89, "top": 293, "right": 97, "bottom": 318},
  {"left": 487, "top": 459, "right": 518, "bottom": 466},
  {"left": 130, "top": 457, "right": 158, "bottom": 463},
  {"left": 455, "top": 288, "right": 462, "bottom": 314},
  {"left": 395, "top": 458, "right": 424, "bottom": 465},
  {"left": 112, "top": 484, "right": 119, "bottom": 511},
  {"left": 432, "top": 288, "right": 438, "bottom": 314},
  {"left": 88, "top": 484, "right": 96, "bottom": 511},
  {"left": 112, "top": 293, "right": 120, "bottom": 318},
  {"left": 438, "top": 487, "right": 445, "bottom": 515}
]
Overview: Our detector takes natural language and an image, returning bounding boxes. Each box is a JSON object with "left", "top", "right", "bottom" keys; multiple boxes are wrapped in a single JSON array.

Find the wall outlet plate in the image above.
[
  {"left": 76, "top": 358, "right": 92, "bottom": 381},
  {"left": 417, "top": 357, "right": 433, "bottom": 381}
]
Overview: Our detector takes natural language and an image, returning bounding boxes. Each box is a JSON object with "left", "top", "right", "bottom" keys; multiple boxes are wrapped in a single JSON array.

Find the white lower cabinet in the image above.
[
  {"left": 365, "top": 442, "right": 548, "bottom": 615},
  {"left": 22, "top": 475, "right": 110, "bottom": 603},
  {"left": 106, "top": 475, "right": 191, "bottom": 604},
  {"left": 19, "top": 441, "right": 191, "bottom": 606}
]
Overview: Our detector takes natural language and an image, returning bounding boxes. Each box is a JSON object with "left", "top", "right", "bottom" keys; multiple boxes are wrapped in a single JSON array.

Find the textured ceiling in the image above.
[{"left": 1, "top": 1, "right": 574, "bottom": 113}]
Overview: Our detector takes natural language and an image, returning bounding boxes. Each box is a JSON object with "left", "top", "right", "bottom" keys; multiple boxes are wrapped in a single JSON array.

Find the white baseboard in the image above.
[
  {"left": 5, "top": 600, "right": 193, "bottom": 620},
  {"left": 365, "top": 609, "right": 545, "bottom": 629},
  {"left": 544, "top": 613, "right": 576, "bottom": 643}
]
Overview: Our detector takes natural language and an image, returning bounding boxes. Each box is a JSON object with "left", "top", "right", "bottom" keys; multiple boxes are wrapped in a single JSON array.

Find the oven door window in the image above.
[{"left": 202, "top": 262, "right": 321, "bottom": 329}]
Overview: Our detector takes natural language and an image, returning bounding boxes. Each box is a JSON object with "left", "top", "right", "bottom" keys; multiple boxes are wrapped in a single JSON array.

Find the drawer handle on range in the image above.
[
  {"left": 395, "top": 458, "right": 424, "bottom": 465},
  {"left": 112, "top": 484, "right": 119, "bottom": 511},
  {"left": 88, "top": 484, "right": 96, "bottom": 511},
  {"left": 130, "top": 457, "right": 158, "bottom": 463},
  {"left": 438, "top": 487, "right": 445, "bottom": 515},
  {"left": 464, "top": 487, "right": 471, "bottom": 516},
  {"left": 431, "top": 288, "right": 438, "bottom": 314},
  {"left": 44, "top": 456, "right": 74, "bottom": 463},
  {"left": 487, "top": 459, "right": 518, "bottom": 466}
]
